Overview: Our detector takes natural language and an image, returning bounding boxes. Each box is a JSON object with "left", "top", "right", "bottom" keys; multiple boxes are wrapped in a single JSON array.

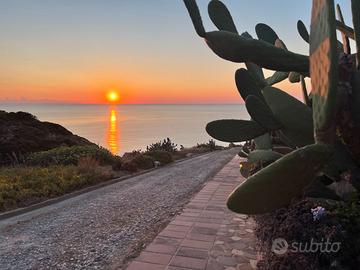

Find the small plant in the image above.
[{"left": 146, "top": 138, "right": 178, "bottom": 153}]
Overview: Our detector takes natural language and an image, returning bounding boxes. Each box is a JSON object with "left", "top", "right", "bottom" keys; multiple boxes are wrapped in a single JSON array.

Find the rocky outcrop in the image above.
[{"left": 0, "top": 111, "right": 94, "bottom": 165}]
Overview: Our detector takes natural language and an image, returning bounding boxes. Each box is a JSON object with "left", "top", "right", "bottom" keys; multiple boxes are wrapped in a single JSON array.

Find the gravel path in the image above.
[{"left": 0, "top": 149, "right": 238, "bottom": 270}]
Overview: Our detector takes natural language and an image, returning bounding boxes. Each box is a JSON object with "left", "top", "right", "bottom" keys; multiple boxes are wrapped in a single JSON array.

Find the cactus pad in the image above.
[
  {"left": 297, "top": 20, "right": 310, "bottom": 43},
  {"left": 205, "top": 31, "right": 309, "bottom": 72},
  {"left": 227, "top": 144, "right": 333, "bottom": 214},
  {"left": 208, "top": 0, "right": 238, "bottom": 33},
  {"left": 288, "top": 72, "right": 301, "bottom": 83},
  {"left": 235, "top": 69, "right": 264, "bottom": 101},
  {"left": 247, "top": 150, "right": 283, "bottom": 164},
  {"left": 262, "top": 86, "right": 314, "bottom": 147},
  {"left": 266, "top": 71, "right": 289, "bottom": 85},
  {"left": 310, "top": 0, "right": 338, "bottom": 143},
  {"left": 183, "top": 0, "right": 206, "bottom": 37},
  {"left": 255, "top": 23, "right": 279, "bottom": 45},
  {"left": 254, "top": 133, "right": 272, "bottom": 150},
  {"left": 336, "top": 4, "right": 351, "bottom": 54},
  {"left": 245, "top": 95, "right": 282, "bottom": 130},
  {"left": 206, "top": 119, "right": 267, "bottom": 142},
  {"left": 351, "top": 0, "right": 360, "bottom": 67}
]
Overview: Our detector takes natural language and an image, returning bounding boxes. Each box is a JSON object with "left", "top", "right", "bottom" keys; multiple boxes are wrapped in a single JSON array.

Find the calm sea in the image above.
[{"left": 1, "top": 104, "right": 249, "bottom": 155}]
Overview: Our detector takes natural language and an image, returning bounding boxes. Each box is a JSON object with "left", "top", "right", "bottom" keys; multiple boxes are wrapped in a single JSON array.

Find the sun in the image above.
[{"left": 106, "top": 90, "right": 120, "bottom": 103}]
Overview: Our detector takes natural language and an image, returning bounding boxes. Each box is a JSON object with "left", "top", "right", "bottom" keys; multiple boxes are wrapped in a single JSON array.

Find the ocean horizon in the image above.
[{"left": 1, "top": 103, "right": 249, "bottom": 155}]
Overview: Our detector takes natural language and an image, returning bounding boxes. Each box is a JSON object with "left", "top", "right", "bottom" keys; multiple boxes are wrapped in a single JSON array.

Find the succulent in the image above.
[{"left": 184, "top": 0, "right": 360, "bottom": 214}]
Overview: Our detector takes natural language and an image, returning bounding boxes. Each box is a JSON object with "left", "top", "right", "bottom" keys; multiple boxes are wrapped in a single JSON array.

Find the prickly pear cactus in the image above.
[
  {"left": 309, "top": 0, "right": 338, "bottom": 143},
  {"left": 183, "top": 0, "right": 360, "bottom": 215}
]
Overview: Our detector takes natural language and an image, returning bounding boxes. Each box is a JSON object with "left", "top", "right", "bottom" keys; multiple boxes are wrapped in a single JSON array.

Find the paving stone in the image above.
[
  {"left": 127, "top": 261, "right": 166, "bottom": 270},
  {"left": 153, "top": 237, "right": 182, "bottom": 246},
  {"left": 181, "top": 239, "right": 213, "bottom": 250},
  {"left": 145, "top": 244, "right": 178, "bottom": 255},
  {"left": 136, "top": 251, "right": 172, "bottom": 265},
  {"left": 176, "top": 247, "right": 209, "bottom": 259},
  {"left": 170, "top": 256, "right": 207, "bottom": 270}
]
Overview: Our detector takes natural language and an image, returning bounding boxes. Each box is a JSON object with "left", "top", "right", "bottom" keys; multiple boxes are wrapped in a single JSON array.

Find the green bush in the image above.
[
  {"left": 0, "top": 165, "right": 113, "bottom": 212},
  {"left": 146, "top": 150, "right": 173, "bottom": 165},
  {"left": 146, "top": 138, "right": 178, "bottom": 153},
  {"left": 26, "top": 145, "right": 116, "bottom": 166}
]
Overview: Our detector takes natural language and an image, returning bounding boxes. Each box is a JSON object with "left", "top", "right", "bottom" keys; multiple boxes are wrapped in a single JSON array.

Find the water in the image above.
[{"left": 1, "top": 104, "right": 249, "bottom": 155}]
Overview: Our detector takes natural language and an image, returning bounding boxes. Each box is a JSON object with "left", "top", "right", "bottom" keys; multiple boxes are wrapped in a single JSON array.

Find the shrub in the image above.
[
  {"left": 121, "top": 152, "right": 155, "bottom": 172},
  {"left": 0, "top": 165, "right": 113, "bottom": 212},
  {"left": 146, "top": 150, "right": 173, "bottom": 165},
  {"left": 112, "top": 156, "right": 122, "bottom": 171},
  {"left": 196, "top": 139, "right": 222, "bottom": 151},
  {"left": 132, "top": 154, "right": 154, "bottom": 170},
  {"left": 26, "top": 145, "right": 116, "bottom": 166},
  {"left": 77, "top": 156, "right": 99, "bottom": 173},
  {"left": 146, "top": 138, "right": 178, "bottom": 153},
  {"left": 121, "top": 161, "right": 138, "bottom": 173}
]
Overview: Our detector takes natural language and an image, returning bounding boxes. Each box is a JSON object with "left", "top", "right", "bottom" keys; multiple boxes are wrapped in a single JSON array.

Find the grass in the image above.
[{"left": 0, "top": 163, "right": 114, "bottom": 212}]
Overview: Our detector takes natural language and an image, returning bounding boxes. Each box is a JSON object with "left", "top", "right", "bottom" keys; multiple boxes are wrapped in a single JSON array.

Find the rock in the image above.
[{"left": 0, "top": 111, "right": 93, "bottom": 165}]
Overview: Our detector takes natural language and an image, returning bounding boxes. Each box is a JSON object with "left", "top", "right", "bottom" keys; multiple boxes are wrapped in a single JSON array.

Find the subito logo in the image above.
[{"left": 271, "top": 238, "right": 288, "bottom": 255}]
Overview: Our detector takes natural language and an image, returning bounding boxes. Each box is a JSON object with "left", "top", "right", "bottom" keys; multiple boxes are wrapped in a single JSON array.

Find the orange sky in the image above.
[{"left": 0, "top": 0, "right": 317, "bottom": 104}]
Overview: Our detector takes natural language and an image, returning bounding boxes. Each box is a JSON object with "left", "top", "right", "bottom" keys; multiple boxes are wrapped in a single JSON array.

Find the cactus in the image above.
[
  {"left": 183, "top": 0, "right": 206, "bottom": 37},
  {"left": 336, "top": 4, "right": 351, "bottom": 54},
  {"left": 288, "top": 72, "right": 301, "bottom": 83},
  {"left": 351, "top": 0, "right": 360, "bottom": 67},
  {"left": 208, "top": 0, "right": 237, "bottom": 33},
  {"left": 262, "top": 86, "right": 314, "bottom": 147},
  {"left": 254, "top": 133, "right": 272, "bottom": 150},
  {"left": 205, "top": 31, "right": 309, "bottom": 72},
  {"left": 245, "top": 95, "right": 282, "bottom": 130},
  {"left": 183, "top": 0, "right": 360, "bottom": 215},
  {"left": 247, "top": 150, "right": 283, "bottom": 164},
  {"left": 227, "top": 144, "right": 332, "bottom": 214},
  {"left": 297, "top": 20, "right": 310, "bottom": 43},
  {"left": 255, "top": 23, "right": 279, "bottom": 45},
  {"left": 235, "top": 68, "right": 264, "bottom": 101},
  {"left": 310, "top": 0, "right": 339, "bottom": 144},
  {"left": 206, "top": 119, "right": 266, "bottom": 142}
]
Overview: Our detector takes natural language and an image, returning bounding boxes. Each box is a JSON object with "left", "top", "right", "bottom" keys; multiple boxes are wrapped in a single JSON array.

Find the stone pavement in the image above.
[{"left": 125, "top": 156, "right": 257, "bottom": 270}]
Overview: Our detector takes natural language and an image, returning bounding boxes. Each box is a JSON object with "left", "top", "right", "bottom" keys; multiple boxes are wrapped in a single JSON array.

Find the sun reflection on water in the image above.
[{"left": 107, "top": 107, "right": 119, "bottom": 155}]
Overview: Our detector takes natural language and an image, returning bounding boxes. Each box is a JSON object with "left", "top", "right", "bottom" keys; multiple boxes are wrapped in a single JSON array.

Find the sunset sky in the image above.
[{"left": 0, "top": 0, "right": 352, "bottom": 104}]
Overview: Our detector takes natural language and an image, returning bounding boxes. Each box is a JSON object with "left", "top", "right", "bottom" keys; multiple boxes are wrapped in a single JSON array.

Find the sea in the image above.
[{"left": 1, "top": 104, "right": 249, "bottom": 155}]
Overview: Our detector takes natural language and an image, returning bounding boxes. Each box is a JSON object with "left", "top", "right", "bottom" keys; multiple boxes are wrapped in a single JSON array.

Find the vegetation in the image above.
[
  {"left": 121, "top": 151, "right": 155, "bottom": 172},
  {"left": 146, "top": 150, "right": 173, "bottom": 165},
  {"left": 184, "top": 0, "right": 360, "bottom": 268},
  {"left": 26, "top": 145, "right": 116, "bottom": 166},
  {"left": 146, "top": 137, "right": 178, "bottom": 153},
  {"left": 0, "top": 126, "right": 227, "bottom": 212},
  {"left": 0, "top": 164, "right": 114, "bottom": 212}
]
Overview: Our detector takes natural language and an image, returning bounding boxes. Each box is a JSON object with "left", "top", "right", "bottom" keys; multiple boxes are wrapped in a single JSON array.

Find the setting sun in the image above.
[{"left": 106, "top": 90, "right": 120, "bottom": 103}]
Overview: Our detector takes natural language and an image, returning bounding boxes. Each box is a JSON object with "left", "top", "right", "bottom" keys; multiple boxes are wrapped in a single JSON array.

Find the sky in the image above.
[{"left": 0, "top": 0, "right": 353, "bottom": 104}]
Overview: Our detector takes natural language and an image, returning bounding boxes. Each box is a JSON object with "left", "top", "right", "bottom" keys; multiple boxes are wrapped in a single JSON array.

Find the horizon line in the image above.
[{"left": 0, "top": 102, "right": 244, "bottom": 106}]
